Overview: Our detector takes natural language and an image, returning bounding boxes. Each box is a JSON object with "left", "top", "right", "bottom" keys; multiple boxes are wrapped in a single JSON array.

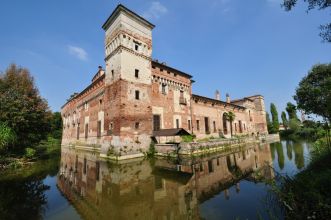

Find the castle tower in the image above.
[{"left": 101, "top": 5, "right": 155, "bottom": 156}]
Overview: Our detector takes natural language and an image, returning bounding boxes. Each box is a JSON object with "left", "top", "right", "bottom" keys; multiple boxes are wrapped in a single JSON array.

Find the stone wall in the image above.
[{"left": 155, "top": 134, "right": 278, "bottom": 156}]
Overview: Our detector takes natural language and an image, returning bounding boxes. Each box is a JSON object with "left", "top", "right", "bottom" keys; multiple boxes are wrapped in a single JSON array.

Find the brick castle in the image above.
[{"left": 61, "top": 5, "right": 268, "bottom": 159}]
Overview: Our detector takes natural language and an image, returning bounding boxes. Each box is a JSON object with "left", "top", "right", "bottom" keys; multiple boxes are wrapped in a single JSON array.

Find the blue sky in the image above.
[{"left": 0, "top": 0, "right": 330, "bottom": 116}]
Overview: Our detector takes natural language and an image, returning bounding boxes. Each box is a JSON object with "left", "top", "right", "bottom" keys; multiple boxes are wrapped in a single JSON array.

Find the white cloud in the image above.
[
  {"left": 142, "top": 2, "right": 168, "bottom": 20},
  {"left": 68, "top": 45, "right": 88, "bottom": 61},
  {"left": 210, "top": 0, "right": 231, "bottom": 14}
]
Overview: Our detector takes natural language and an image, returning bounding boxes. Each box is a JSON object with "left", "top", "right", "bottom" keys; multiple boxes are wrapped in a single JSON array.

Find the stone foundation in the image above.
[{"left": 155, "top": 134, "right": 280, "bottom": 157}]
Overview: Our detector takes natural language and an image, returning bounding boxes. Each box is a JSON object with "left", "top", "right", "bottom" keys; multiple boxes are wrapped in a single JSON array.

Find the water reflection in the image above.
[
  {"left": 0, "top": 140, "right": 311, "bottom": 219},
  {"left": 269, "top": 140, "right": 309, "bottom": 172},
  {"left": 0, "top": 158, "right": 59, "bottom": 220},
  {"left": 57, "top": 144, "right": 275, "bottom": 219},
  {"left": 286, "top": 141, "right": 293, "bottom": 161}
]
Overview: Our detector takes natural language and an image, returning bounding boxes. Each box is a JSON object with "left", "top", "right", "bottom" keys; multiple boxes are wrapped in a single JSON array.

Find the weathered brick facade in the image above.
[{"left": 61, "top": 5, "right": 268, "bottom": 159}]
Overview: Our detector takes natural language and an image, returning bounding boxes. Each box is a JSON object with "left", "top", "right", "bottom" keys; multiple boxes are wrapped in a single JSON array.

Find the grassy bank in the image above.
[
  {"left": 0, "top": 137, "right": 61, "bottom": 172},
  {"left": 272, "top": 139, "right": 331, "bottom": 219}
]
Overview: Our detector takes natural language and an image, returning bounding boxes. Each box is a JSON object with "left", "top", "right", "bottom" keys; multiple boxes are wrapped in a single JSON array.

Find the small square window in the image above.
[
  {"left": 160, "top": 69, "right": 163, "bottom": 72},
  {"left": 135, "top": 69, "right": 139, "bottom": 78},
  {"left": 135, "top": 90, "right": 140, "bottom": 100}
]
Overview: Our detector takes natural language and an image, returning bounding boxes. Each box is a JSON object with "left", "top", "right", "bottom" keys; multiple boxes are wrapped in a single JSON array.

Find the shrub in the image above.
[
  {"left": 25, "top": 148, "right": 36, "bottom": 159},
  {"left": 0, "top": 122, "right": 16, "bottom": 152},
  {"left": 181, "top": 135, "right": 194, "bottom": 143},
  {"left": 145, "top": 142, "right": 156, "bottom": 158}
]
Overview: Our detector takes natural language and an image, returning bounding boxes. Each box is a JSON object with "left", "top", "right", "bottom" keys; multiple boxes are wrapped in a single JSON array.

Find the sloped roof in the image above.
[
  {"left": 192, "top": 94, "right": 246, "bottom": 110},
  {"left": 153, "top": 128, "right": 190, "bottom": 137},
  {"left": 152, "top": 60, "right": 193, "bottom": 79},
  {"left": 102, "top": 4, "right": 155, "bottom": 30}
]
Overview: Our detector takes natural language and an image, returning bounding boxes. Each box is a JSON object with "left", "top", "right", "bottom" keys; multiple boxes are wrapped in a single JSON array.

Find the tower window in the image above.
[
  {"left": 111, "top": 70, "right": 114, "bottom": 79},
  {"left": 135, "top": 122, "right": 140, "bottom": 129},
  {"left": 197, "top": 120, "right": 200, "bottom": 131},
  {"left": 161, "top": 83, "right": 166, "bottom": 94},
  {"left": 176, "top": 119, "right": 179, "bottom": 129},
  {"left": 188, "top": 120, "right": 191, "bottom": 130},
  {"left": 135, "top": 44, "right": 139, "bottom": 51},
  {"left": 135, "top": 90, "right": 140, "bottom": 100},
  {"left": 135, "top": 69, "right": 139, "bottom": 78}
]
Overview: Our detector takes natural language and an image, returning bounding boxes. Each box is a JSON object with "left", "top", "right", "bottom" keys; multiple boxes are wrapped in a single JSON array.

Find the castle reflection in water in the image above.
[{"left": 57, "top": 144, "right": 274, "bottom": 219}]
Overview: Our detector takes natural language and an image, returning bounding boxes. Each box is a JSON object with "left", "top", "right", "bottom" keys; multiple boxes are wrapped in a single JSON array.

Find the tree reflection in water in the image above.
[
  {"left": 293, "top": 142, "right": 305, "bottom": 169},
  {"left": 286, "top": 141, "right": 293, "bottom": 161},
  {"left": 276, "top": 142, "right": 285, "bottom": 170},
  {"left": 0, "top": 177, "right": 51, "bottom": 220}
]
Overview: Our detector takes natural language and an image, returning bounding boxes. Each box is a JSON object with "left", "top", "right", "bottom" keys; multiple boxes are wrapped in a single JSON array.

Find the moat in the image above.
[{"left": 0, "top": 140, "right": 312, "bottom": 220}]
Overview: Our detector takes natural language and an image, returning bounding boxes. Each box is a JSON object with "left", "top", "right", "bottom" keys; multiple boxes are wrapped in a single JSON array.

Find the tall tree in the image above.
[
  {"left": 266, "top": 112, "right": 273, "bottom": 134},
  {"left": 286, "top": 102, "right": 299, "bottom": 121},
  {"left": 281, "top": 111, "right": 289, "bottom": 130},
  {"left": 295, "top": 63, "right": 331, "bottom": 148},
  {"left": 49, "top": 112, "right": 63, "bottom": 139},
  {"left": 224, "top": 112, "right": 235, "bottom": 137},
  {"left": 282, "top": 0, "right": 331, "bottom": 42},
  {"left": 0, "top": 64, "right": 51, "bottom": 149},
  {"left": 295, "top": 63, "right": 331, "bottom": 124},
  {"left": 270, "top": 103, "right": 280, "bottom": 133}
]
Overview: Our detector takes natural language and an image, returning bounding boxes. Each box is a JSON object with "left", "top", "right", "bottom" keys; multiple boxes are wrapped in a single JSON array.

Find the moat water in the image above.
[{"left": 0, "top": 140, "right": 312, "bottom": 220}]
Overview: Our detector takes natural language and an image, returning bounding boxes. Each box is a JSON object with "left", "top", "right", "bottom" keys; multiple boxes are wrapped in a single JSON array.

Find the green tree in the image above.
[
  {"left": 295, "top": 63, "right": 331, "bottom": 147},
  {"left": 224, "top": 112, "right": 235, "bottom": 137},
  {"left": 281, "top": 111, "right": 289, "bottom": 130},
  {"left": 49, "top": 112, "right": 63, "bottom": 139},
  {"left": 0, "top": 64, "right": 51, "bottom": 150},
  {"left": 295, "top": 63, "right": 331, "bottom": 123},
  {"left": 282, "top": 0, "right": 331, "bottom": 42},
  {"left": 266, "top": 112, "right": 273, "bottom": 134},
  {"left": 270, "top": 103, "right": 280, "bottom": 133},
  {"left": 289, "top": 118, "right": 301, "bottom": 131},
  {"left": 286, "top": 102, "right": 299, "bottom": 120}
]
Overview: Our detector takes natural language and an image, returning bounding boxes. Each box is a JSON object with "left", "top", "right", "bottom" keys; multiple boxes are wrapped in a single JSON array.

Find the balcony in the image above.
[{"left": 179, "top": 97, "right": 187, "bottom": 105}]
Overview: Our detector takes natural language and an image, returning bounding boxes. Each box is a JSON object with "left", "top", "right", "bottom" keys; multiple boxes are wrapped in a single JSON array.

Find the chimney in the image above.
[
  {"left": 226, "top": 93, "right": 230, "bottom": 103},
  {"left": 215, "top": 90, "right": 220, "bottom": 100},
  {"left": 98, "top": 66, "right": 105, "bottom": 75}
]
